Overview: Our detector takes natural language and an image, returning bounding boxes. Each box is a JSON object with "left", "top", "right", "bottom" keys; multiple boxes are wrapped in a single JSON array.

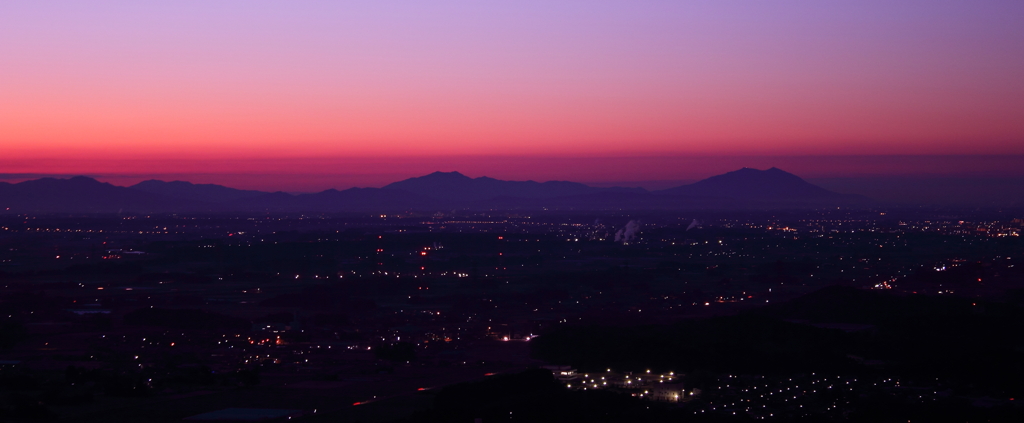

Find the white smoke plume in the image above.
[
  {"left": 686, "top": 219, "right": 702, "bottom": 231},
  {"left": 615, "top": 220, "right": 640, "bottom": 243}
]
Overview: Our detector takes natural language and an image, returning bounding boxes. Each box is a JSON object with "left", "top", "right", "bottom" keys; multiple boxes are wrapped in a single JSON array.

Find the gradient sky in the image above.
[{"left": 2, "top": 1, "right": 1023, "bottom": 191}]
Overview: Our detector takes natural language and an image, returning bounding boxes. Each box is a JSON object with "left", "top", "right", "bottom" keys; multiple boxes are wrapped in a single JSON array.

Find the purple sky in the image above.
[{"left": 2, "top": 1, "right": 1023, "bottom": 191}]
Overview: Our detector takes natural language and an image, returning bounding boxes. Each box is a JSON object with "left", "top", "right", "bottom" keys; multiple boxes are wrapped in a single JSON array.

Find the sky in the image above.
[{"left": 2, "top": 1, "right": 1023, "bottom": 191}]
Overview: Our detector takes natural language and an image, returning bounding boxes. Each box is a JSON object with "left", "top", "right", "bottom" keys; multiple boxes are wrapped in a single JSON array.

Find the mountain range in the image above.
[{"left": 0, "top": 168, "right": 867, "bottom": 214}]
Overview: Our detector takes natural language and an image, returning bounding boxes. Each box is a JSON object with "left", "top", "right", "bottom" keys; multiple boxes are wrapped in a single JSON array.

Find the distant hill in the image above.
[
  {"left": 656, "top": 167, "right": 864, "bottom": 202},
  {"left": 130, "top": 180, "right": 267, "bottom": 203},
  {"left": 0, "top": 176, "right": 203, "bottom": 213},
  {"left": 0, "top": 168, "right": 868, "bottom": 213},
  {"left": 383, "top": 171, "right": 644, "bottom": 203}
]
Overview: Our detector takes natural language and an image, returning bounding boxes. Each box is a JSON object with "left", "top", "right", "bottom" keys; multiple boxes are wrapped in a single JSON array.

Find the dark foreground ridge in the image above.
[{"left": 0, "top": 168, "right": 865, "bottom": 213}]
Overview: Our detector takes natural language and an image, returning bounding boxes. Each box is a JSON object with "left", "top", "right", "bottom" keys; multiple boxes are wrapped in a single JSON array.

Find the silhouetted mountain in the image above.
[
  {"left": 130, "top": 180, "right": 266, "bottom": 203},
  {"left": 0, "top": 169, "right": 869, "bottom": 214},
  {"left": 383, "top": 171, "right": 644, "bottom": 202},
  {"left": 656, "top": 167, "right": 865, "bottom": 202},
  {"left": 0, "top": 176, "right": 205, "bottom": 213}
]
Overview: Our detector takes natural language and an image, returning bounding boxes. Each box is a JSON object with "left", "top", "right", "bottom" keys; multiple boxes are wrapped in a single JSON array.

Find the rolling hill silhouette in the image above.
[
  {"left": 0, "top": 168, "right": 865, "bottom": 213},
  {"left": 383, "top": 171, "right": 643, "bottom": 202},
  {"left": 0, "top": 176, "right": 198, "bottom": 213},
  {"left": 130, "top": 180, "right": 266, "bottom": 203},
  {"left": 656, "top": 167, "right": 862, "bottom": 201}
]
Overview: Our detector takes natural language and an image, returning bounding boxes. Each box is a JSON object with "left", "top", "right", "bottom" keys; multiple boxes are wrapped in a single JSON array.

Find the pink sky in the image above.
[{"left": 2, "top": 2, "right": 1023, "bottom": 191}]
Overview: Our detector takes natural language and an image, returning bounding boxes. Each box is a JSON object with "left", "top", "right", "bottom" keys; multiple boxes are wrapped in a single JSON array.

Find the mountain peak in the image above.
[
  {"left": 424, "top": 171, "right": 469, "bottom": 179},
  {"left": 19, "top": 175, "right": 107, "bottom": 188},
  {"left": 731, "top": 166, "right": 786, "bottom": 174},
  {"left": 383, "top": 171, "right": 622, "bottom": 202},
  {"left": 656, "top": 167, "right": 857, "bottom": 201},
  {"left": 129, "top": 179, "right": 266, "bottom": 203},
  {"left": 68, "top": 175, "right": 103, "bottom": 184},
  {"left": 0, "top": 176, "right": 189, "bottom": 213},
  {"left": 716, "top": 167, "right": 803, "bottom": 181},
  {"left": 1, "top": 168, "right": 866, "bottom": 213}
]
